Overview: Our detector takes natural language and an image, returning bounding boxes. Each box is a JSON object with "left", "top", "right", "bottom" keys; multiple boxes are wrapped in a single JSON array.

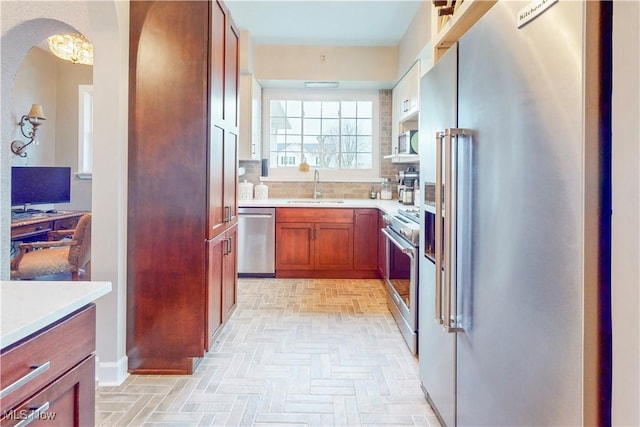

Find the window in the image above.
[
  {"left": 263, "top": 89, "right": 380, "bottom": 181},
  {"left": 77, "top": 85, "right": 93, "bottom": 179}
]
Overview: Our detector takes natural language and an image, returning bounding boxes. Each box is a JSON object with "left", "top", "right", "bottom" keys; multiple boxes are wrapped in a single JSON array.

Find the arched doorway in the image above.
[{"left": 1, "top": 1, "right": 129, "bottom": 386}]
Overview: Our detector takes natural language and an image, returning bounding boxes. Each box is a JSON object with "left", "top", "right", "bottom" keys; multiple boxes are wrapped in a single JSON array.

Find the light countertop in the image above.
[
  {"left": 239, "top": 198, "right": 417, "bottom": 215},
  {"left": 1, "top": 280, "right": 112, "bottom": 349}
]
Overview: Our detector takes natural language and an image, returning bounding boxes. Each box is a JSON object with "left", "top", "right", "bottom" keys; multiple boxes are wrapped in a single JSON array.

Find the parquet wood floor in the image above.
[{"left": 97, "top": 278, "right": 439, "bottom": 426}]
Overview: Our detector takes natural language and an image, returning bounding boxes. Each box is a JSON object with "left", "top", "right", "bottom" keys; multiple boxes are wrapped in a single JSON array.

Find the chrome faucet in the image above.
[{"left": 313, "top": 169, "right": 321, "bottom": 199}]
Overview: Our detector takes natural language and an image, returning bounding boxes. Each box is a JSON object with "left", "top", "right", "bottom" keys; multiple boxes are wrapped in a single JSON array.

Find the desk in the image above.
[{"left": 11, "top": 211, "right": 88, "bottom": 242}]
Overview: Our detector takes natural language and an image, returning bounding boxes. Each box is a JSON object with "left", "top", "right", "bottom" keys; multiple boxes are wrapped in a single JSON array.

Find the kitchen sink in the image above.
[{"left": 286, "top": 199, "right": 345, "bottom": 204}]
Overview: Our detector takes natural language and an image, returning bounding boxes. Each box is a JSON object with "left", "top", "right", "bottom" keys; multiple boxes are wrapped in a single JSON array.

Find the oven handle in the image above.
[{"left": 381, "top": 228, "right": 415, "bottom": 257}]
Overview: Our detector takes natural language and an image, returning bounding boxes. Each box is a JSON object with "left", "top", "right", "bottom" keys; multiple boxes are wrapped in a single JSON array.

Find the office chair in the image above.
[{"left": 10, "top": 213, "right": 91, "bottom": 280}]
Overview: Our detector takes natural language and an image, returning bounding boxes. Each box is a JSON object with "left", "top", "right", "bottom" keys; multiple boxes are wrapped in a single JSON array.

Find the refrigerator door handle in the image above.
[
  {"left": 435, "top": 131, "right": 444, "bottom": 326},
  {"left": 444, "top": 128, "right": 468, "bottom": 334}
]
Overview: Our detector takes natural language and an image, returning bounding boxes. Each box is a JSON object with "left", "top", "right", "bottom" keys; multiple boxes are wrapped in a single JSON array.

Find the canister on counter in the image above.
[
  {"left": 239, "top": 180, "right": 254, "bottom": 200},
  {"left": 380, "top": 178, "right": 393, "bottom": 200},
  {"left": 255, "top": 182, "right": 269, "bottom": 200}
]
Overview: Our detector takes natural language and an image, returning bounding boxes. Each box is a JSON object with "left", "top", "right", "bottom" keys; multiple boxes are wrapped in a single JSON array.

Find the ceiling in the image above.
[{"left": 224, "top": 0, "right": 424, "bottom": 46}]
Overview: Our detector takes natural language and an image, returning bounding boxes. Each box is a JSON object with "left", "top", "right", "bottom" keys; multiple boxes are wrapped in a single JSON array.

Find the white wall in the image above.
[
  {"left": 396, "top": 0, "right": 431, "bottom": 78},
  {"left": 11, "top": 47, "right": 93, "bottom": 210},
  {"left": 53, "top": 56, "right": 93, "bottom": 211},
  {"left": 254, "top": 44, "right": 398, "bottom": 88},
  {"left": 1, "top": 1, "right": 129, "bottom": 386},
  {"left": 11, "top": 47, "right": 57, "bottom": 167},
  {"left": 612, "top": 1, "right": 640, "bottom": 424},
  {"left": 251, "top": 1, "right": 431, "bottom": 88}
]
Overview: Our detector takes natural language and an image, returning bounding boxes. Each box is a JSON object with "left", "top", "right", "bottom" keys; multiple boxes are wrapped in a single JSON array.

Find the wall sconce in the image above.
[{"left": 11, "top": 104, "right": 46, "bottom": 157}]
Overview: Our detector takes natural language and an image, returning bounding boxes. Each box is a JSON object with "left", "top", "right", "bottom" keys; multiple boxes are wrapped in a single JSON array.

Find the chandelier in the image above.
[{"left": 47, "top": 33, "right": 93, "bottom": 65}]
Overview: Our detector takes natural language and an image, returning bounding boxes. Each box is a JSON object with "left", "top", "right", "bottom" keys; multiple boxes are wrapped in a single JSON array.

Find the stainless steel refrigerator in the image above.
[{"left": 418, "top": 1, "right": 611, "bottom": 425}]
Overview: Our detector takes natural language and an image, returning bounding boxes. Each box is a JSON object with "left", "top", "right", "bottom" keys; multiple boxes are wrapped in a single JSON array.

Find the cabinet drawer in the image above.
[
  {"left": 0, "top": 355, "right": 95, "bottom": 427},
  {"left": 0, "top": 305, "right": 95, "bottom": 412},
  {"left": 10, "top": 222, "right": 54, "bottom": 240},
  {"left": 53, "top": 217, "right": 80, "bottom": 231},
  {"left": 276, "top": 208, "right": 353, "bottom": 223}
]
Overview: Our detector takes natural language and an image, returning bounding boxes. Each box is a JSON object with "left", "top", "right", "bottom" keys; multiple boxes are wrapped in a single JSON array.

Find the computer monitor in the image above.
[{"left": 11, "top": 166, "right": 71, "bottom": 210}]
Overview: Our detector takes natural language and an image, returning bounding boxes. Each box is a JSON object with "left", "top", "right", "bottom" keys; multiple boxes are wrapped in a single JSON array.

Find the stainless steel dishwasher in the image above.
[{"left": 238, "top": 207, "right": 276, "bottom": 277}]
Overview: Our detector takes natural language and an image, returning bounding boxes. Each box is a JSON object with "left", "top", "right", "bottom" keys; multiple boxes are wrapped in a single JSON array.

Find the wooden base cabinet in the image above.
[
  {"left": 275, "top": 208, "right": 379, "bottom": 279},
  {"left": 206, "top": 225, "right": 238, "bottom": 351},
  {"left": 127, "top": 0, "right": 239, "bottom": 374},
  {"left": 377, "top": 210, "right": 388, "bottom": 278},
  {"left": 222, "top": 226, "right": 238, "bottom": 323},
  {"left": 353, "top": 208, "right": 379, "bottom": 271},
  {"left": 0, "top": 305, "right": 96, "bottom": 427}
]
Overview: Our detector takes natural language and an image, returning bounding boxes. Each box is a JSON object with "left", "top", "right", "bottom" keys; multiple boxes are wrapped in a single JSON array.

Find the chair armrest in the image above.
[
  {"left": 19, "top": 240, "right": 78, "bottom": 249},
  {"left": 11, "top": 240, "right": 78, "bottom": 271}
]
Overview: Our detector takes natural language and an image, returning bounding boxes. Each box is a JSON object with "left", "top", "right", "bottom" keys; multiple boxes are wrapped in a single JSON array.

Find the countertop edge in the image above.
[
  {"left": 239, "top": 198, "right": 417, "bottom": 214},
  {"left": 1, "top": 281, "right": 112, "bottom": 349}
]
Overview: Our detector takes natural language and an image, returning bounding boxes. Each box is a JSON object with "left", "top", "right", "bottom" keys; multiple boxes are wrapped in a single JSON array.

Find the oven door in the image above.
[{"left": 381, "top": 226, "right": 419, "bottom": 353}]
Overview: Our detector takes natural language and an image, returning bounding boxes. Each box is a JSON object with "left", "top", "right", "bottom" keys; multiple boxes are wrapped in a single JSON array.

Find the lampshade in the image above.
[
  {"left": 47, "top": 33, "right": 93, "bottom": 65},
  {"left": 26, "top": 104, "right": 46, "bottom": 121}
]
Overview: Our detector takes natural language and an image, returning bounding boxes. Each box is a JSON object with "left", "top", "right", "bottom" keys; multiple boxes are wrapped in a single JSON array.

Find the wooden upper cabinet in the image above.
[
  {"left": 209, "top": 1, "right": 239, "bottom": 238},
  {"left": 210, "top": 1, "right": 225, "bottom": 122},
  {"left": 225, "top": 19, "right": 239, "bottom": 127},
  {"left": 211, "top": 0, "right": 239, "bottom": 128},
  {"left": 209, "top": 125, "right": 225, "bottom": 237},
  {"left": 222, "top": 131, "right": 238, "bottom": 227}
]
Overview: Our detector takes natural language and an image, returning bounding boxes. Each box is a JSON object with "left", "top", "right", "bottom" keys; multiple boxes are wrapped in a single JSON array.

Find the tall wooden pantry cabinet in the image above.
[{"left": 127, "top": 0, "right": 239, "bottom": 374}]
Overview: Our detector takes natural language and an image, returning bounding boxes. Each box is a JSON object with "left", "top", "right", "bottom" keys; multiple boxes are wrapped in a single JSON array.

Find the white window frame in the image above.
[
  {"left": 77, "top": 84, "right": 93, "bottom": 179},
  {"left": 262, "top": 88, "right": 380, "bottom": 182}
]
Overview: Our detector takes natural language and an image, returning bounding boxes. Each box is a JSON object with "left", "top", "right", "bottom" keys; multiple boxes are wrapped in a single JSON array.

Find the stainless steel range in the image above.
[{"left": 381, "top": 207, "right": 420, "bottom": 354}]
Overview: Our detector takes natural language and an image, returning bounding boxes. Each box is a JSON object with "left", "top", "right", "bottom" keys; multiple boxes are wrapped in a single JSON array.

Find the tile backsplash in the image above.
[{"left": 238, "top": 89, "right": 418, "bottom": 200}]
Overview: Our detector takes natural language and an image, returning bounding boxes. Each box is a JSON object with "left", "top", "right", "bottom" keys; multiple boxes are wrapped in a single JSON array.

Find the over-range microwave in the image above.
[{"left": 398, "top": 130, "right": 418, "bottom": 154}]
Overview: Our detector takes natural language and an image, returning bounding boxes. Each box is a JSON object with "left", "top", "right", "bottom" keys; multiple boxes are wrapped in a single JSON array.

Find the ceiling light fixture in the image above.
[
  {"left": 47, "top": 33, "right": 93, "bottom": 65},
  {"left": 304, "top": 81, "right": 339, "bottom": 89}
]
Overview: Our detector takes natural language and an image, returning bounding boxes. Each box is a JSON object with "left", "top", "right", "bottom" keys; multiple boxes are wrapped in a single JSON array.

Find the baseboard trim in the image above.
[{"left": 96, "top": 355, "right": 129, "bottom": 386}]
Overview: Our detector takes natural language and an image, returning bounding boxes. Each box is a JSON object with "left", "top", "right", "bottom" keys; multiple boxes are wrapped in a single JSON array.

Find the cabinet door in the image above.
[
  {"left": 224, "top": 11, "right": 239, "bottom": 127},
  {"left": 239, "top": 75, "right": 262, "bottom": 160},
  {"left": 206, "top": 236, "right": 223, "bottom": 351},
  {"left": 377, "top": 211, "right": 387, "bottom": 278},
  {"left": 223, "top": 131, "right": 238, "bottom": 226},
  {"left": 222, "top": 226, "right": 238, "bottom": 322},
  {"left": 209, "top": 125, "right": 225, "bottom": 237},
  {"left": 3, "top": 355, "right": 95, "bottom": 427},
  {"left": 353, "top": 209, "right": 379, "bottom": 271},
  {"left": 209, "top": 1, "right": 238, "bottom": 238},
  {"left": 315, "top": 223, "right": 354, "bottom": 270},
  {"left": 250, "top": 77, "right": 262, "bottom": 160},
  {"left": 276, "top": 223, "right": 315, "bottom": 270}
]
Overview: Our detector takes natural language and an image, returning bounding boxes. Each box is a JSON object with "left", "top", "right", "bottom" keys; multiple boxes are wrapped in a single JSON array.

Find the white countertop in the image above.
[
  {"left": 1, "top": 280, "right": 112, "bottom": 349},
  {"left": 239, "top": 198, "right": 417, "bottom": 215}
]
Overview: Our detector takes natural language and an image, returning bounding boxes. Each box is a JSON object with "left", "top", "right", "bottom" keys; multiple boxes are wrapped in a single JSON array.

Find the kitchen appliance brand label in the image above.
[{"left": 517, "top": 0, "right": 558, "bottom": 28}]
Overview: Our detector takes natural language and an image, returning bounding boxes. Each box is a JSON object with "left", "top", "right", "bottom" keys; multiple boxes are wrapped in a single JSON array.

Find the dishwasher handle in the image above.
[{"left": 238, "top": 213, "right": 274, "bottom": 219}]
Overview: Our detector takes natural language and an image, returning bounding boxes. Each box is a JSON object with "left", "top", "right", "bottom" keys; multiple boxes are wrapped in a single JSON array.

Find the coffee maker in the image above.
[{"left": 398, "top": 167, "right": 419, "bottom": 205}]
